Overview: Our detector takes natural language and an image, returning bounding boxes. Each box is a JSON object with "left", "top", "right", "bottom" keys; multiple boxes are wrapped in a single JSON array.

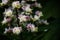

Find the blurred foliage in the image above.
[{"left": 0, "top": 0, "right": 60, "bottom": 40}]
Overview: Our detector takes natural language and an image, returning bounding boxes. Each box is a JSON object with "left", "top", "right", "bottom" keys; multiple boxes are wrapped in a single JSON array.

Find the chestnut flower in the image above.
[
  {"left": 30, "top": 15, "right": 41, "bottom": 21},
  {"left": 12, "top": 27, "right": 22, "bottom": 35},
  {"left": 42, "top": 20, "right": 49, "bottom": 25},
  {"left": 22, "top": 4, "right": 32, "bottom": 13},
  {"left": 4, "top": 27, "right": 12, "bottom": 34},
  {"left": 41, "top": 20, "right": 49, "bottom": 25},
  {"left": 12, "top": 1, "right": 21, "bottom": 9},
  {"left": 4, "top": 8, "right": 13, "bottom": 17},
  {"left": 35, "top": 11, "right": 43, "bottom": 17},
  {"left": 0, "top": 0, "right": 9, "bottom": 6},
  {"left": 27, "top": 23, "right": 38, "bottom": 32},
  {"left": 2, "top": 18, "right": 7, "bottom": 25},
  {"left": 21, "top": 0, "right": 26, "bottom": 6},
  {"left": 33, "top": 15, "right": 40, "bottom": 21},
  {"left": 2, "top": 17, "right": 12, "bottom": 25},
  {"left": 35, "top": 2, "right": 42, "bottom": 8},
  {"left": 18, "top": 15, "right": 30, "bottom": 22}
]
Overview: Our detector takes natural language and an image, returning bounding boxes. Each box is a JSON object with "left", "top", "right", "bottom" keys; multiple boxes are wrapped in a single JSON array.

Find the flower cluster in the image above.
[
  {"left": 18, "top": 14, "right": 30, "bottom": 22},
  {"left": 4, "top": 27, "right": 22, "bottom": 35},
  {"left": 3, "top": 8, "right": 13, "bottom": 17},
  {"left": 1, "top": 0, "right": 49, "bottom": 35},
  {"left": 27, "top": 23, "right": 38, "bottom": 32},
  {"left": 12, "top": 1, "right": 21, "bottom": 9}
]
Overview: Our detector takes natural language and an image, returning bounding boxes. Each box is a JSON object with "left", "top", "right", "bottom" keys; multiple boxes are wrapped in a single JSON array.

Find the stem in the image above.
[
  {"left": 15, "top": 9, "right": 23, "bottom": 40},
  {"left": 15, "top": 9, "right": 20, "bottom": 27}
]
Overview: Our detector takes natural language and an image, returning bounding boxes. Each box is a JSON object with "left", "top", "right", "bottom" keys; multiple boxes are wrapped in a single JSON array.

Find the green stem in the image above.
[{"left": 15, "top": 8, "right": 23, "bottom": 40}]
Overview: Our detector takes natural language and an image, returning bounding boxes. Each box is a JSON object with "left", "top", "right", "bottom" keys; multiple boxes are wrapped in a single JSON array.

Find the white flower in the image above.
[
  {"left": 18, "top": 15, "right": 30, "bottom": 22},
  {"left": 2, "top": 0, "right": 9, "bottom": 5},
  {"left": 12, "top": 1, "right": 21, "bottom": 9},
  {"left": 4, "top": 8, "right": 13, "bottom": 17},
  {"left": 2, "top": 17, "right": 12, "bottom": 25},
  {"left": 2, "top": 20, "right": 7, "bottom": 25},
  {"left": 39, "top": 11, "right": 43, "bottom": 17},
  {"left": 22, "top": 4, "right": 32, "bottom": 13},
  {"left": 25, "top": 7, "right": 32, "bottom": 13},
  {"left": 2, "top": 17, "right": 7, "bottom": 25},
  {"left": 4, "top": 28, "right": 8, "bottom": 34},
  {"left": 41, "top": 20, "right": 49, "bottom": 25},
  {"left": 35, "top": 2, "right": 42, "bottom": 8},
  {"left": 4, "top": 27, "right": 12, "bottom": 34},
  {"left": 18, "top": 15, "right": 27, "bottom": 22},
  {"left": 12, "top": 27, "right": 22, "bottom": 35},
  {"left": 27, "top": 23, "right": 38, "bottom": 32},
  {"left": 35, "top": 11, "right": 43, "bottom": 17},
  {"left": 22, "top": 6, "right": 26, "bottom": 10},
  {"left": 43, "top": 20, "right": 49, "bottom": 25},
  {"left": 21, "top": 0, "right": 26, "bottom": 6},
  {"left": 34, "top": 15, "right": 40, "bottom": 21}
]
